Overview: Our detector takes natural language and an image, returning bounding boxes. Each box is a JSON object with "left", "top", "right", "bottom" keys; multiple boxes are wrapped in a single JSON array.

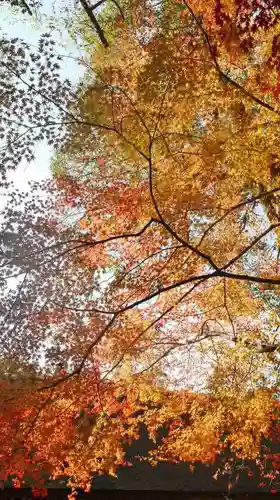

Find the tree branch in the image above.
[
  {"left": 38, "top": 314, "right": 117, "bottom": 391},
  {"left": 110, "top": 0, "right": 125, "bottom": 19},
  {"left": 182, "top": 0, "right": 280, "bottom": 118},
  {"left": 223, "top": 223, "right": 280, "bottom": 269},
  {"left": 21, "top": 0, "right": 33, "bottom": 15},
  {"left": 79, "top": 0, "right": 109, "bottom": 48},
  {"left": 198, "top": 188, "right": 280, "bottom": 247},
  {"left": 147, "top": 150, "right": 220, "bottom": 271}
]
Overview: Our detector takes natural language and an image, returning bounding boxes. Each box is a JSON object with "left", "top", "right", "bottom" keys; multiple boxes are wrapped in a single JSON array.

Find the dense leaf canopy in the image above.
[{"left": 1, "top": 0, "right": 280, "bottom": 496}]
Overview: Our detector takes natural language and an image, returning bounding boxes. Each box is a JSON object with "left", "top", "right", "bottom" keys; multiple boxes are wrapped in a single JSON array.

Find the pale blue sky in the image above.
[{"left": 1, "top": 0, "right": 85, "bottom": 190}]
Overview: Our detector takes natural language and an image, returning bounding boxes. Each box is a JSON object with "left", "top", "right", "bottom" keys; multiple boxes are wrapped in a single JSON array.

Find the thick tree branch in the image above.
[
  {"left": 79, "top": 0, "right": 109, "bottom": 48},
  {"left": 91, "top": 0, "right": 107, "bottom": 8},
  {"left": 147, "top": 151, "right": 220, "bottom": 271},
  {"left": 37, "top": 262, "right": 280, "bottom": 391}
]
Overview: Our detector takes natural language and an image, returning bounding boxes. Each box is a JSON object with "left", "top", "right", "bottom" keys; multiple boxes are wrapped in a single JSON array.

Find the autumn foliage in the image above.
[{"left": 1, "top": 0, "right": 280, "bottom": 496}]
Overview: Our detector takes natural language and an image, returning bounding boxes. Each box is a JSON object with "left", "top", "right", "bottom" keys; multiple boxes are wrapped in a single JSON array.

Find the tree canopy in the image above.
[{"left": 1, "top": 0, "right": 280, "bottom": 496}]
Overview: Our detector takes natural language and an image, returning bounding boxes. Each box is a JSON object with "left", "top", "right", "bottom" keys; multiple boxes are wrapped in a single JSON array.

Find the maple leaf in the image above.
[{"left": 1, "top": 0, "right": 280, "bottom": 495}]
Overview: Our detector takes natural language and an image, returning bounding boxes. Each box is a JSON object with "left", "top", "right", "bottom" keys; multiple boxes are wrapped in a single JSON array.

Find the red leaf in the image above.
[{"left": 97, "top": 157, "right": 105, "bottom": 166}]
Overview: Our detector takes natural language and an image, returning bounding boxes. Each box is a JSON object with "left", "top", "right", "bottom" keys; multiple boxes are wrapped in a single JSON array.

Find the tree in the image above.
[{"left": 1, "top": 0, "right": 280, "bottom": 495}]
